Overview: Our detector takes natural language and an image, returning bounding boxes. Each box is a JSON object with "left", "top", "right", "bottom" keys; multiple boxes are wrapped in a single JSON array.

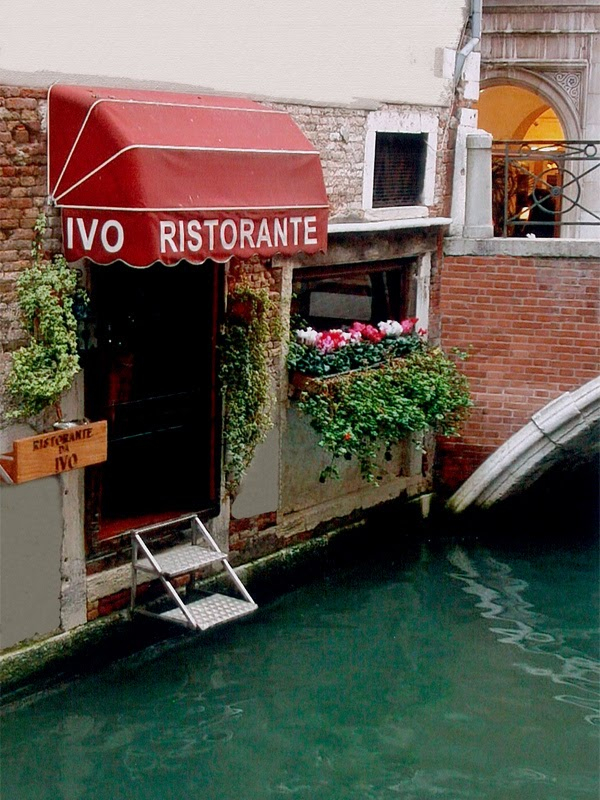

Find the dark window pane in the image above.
[
  {"left": 292, "top": 260, "right": 416, "bottom": 330},
  {"left": 373, "top": 132, "right": 427, "bottom": 207}
]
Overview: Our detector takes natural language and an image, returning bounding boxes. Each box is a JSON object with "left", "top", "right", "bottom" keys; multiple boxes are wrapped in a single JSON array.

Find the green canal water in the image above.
[{"left": 1, "top": 499, "right": 598, "bottom": 798}]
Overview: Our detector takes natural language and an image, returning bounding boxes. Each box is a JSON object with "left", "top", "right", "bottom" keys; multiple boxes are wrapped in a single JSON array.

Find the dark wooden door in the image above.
[{"left": 85, "top": 261, "right": 221, "bottom": 539}]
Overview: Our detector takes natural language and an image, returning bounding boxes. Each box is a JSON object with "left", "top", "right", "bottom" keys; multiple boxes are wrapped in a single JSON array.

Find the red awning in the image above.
[{"left": 48, "top": 85, "right": 328, "bottom": 266}]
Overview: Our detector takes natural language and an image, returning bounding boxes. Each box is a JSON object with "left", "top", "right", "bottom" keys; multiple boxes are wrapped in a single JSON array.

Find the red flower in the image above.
[{"left": 363, "top": 325, "right": 384, "bottom": 343}]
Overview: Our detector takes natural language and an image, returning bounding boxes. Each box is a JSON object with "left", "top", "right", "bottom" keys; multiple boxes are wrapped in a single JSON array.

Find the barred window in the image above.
[{"left": 372, "top": 132, "right": 427, "bottom": 207}]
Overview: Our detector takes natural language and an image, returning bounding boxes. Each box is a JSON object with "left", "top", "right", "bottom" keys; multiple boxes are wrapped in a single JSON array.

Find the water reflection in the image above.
[
  {"left": 448, "top": 546, "right": 600, "bottom": 726},
  {"left": 1, "top": 528, "right": 598, "bottom": 800}
]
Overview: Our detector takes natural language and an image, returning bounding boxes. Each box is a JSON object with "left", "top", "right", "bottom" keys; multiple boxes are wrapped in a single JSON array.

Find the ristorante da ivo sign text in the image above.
[
  {"left": 5, "top": 422, "right": 108, "bottom": 483},
  {"left": 62, "top": 209, "right": 327, "bottom": 266}
]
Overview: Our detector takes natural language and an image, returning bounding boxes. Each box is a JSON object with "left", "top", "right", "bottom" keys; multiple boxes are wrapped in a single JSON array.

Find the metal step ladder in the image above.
[{"left": 130, "top": 515, "right": 257, "bottom": 631}]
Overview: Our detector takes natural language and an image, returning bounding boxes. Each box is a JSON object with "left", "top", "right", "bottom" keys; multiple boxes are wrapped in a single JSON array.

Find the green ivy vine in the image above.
[
  {"left": 219, "top": 283, "right": 280, "bottom": 495},
  {"left": 5, "top": 215, "right": 88, "bottom": 422},
  {"left": 296, "top": 347, "right": 472, "bottom": 483}
]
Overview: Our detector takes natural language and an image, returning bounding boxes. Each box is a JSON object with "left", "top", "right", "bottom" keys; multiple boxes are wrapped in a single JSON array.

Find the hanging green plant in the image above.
[
  {"left": 295, "top": 345, "right": 472, "bottom": 484},
  {"left": 5, "top": 214, "right": 88, "bottom": 423},
  {"left": 219, "top": 283, "right": 280, "bottom": 495}
]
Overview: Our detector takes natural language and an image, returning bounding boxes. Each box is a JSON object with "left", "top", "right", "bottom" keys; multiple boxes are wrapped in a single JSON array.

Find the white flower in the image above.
[
  {"left": 378, "top": 320, "right": 402, "bottom": 338},
  {"left": 296, "top": 327, "right": 319, "bottom": 347}
]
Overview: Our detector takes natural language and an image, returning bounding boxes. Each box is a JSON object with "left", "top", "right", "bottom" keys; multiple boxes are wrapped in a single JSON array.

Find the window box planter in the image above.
[
  {"left": 287, "top": 341, "right": 471, "bottom": 484},
  {"left": 288, "top": 359, "right": 401, "bottom": 400}
]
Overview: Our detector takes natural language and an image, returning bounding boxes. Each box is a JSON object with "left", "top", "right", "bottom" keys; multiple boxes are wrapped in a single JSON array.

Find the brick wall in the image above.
[
  {"left": 0, "top": 88, "right": 41, "bottom": 355},
  {"left": 226, "top": 255, "right": 284, "bottom": 382},
  {"left": 436, "top": 253, "right": 600, "bottom": 492},
  {"left": 1, "top": 88, "right": 457, "bottom": 387},
  {"left": 276, "top": 101, "right": 457, "bottom": 219},
  {"left": 276, "top": 103, "right": 368, "bottom": 217},
  {"left": 0, "top": 87, "right": 62, "bottom": 413}
]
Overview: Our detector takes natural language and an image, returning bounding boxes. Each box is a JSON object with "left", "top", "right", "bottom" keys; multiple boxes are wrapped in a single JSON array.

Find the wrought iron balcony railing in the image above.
[{"left": 492, "top": 140, "right": 600, "bottom": 238}]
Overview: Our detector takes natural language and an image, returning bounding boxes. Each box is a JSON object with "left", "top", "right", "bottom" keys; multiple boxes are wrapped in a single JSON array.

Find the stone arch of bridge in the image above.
[
  {"left": 447, "top": 376, "right": 600, "bottom": 514},
  {"left": 480, "top": 65, "right": 582, "bottom": 141}
]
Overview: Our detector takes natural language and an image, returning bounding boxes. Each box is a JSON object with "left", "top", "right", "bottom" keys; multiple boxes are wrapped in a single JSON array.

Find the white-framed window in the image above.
[{"left": 363, "top": 109, "right": 439, "bottom": 219}]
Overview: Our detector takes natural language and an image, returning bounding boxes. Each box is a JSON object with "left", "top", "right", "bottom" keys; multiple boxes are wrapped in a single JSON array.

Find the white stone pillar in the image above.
[
  {"left": 58, "top": 372, "right": 87, "bottom": 630},
  {"left": 464, "top": 130, "right": 493, "bottom": 239},
  {"left": 581, "top": 32, "right": 600, "bottom": 239},
  {"left": 449, "top": 108, "right": 479, "bottom": 237}
]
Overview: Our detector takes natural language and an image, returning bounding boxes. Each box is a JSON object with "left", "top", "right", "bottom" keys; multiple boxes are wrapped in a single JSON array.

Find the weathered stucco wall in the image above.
[
  {"left": 1, "top": 0, "right": 467, "bottom": 107},
  {"left": 0, "top": 476, "right": 63, "bottom": 649}
]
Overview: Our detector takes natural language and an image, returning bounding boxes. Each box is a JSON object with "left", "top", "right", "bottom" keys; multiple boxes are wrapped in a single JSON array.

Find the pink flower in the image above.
[
  {"left": 350, "top": 321, "right": 384, "bottom": 343},
  {"left": 400, "top": 317, "right": 418, "bottom": 334},
  {"left": 316, "top": 334, "right": 335, "bottom": 353},
  {"left": 316, "top": 329, "right": 349, "bottom": 353}
]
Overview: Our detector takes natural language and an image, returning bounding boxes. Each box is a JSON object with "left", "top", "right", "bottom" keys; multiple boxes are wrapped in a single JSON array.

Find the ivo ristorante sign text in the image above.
[{"left": 61, "top": 209, "right": 328, "bottom": 266}]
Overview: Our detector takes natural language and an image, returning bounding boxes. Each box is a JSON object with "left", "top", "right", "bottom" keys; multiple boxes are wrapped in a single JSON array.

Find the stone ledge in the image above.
[
  {"left": 444, "top": 236, "right": 600, "bottom": 259},
  {"left": 329, "top": 216, "right": 452, "bottom": 234}
]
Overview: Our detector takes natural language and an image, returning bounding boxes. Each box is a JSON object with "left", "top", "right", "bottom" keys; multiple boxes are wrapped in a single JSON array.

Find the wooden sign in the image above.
[{"left": 0, "top": 421, "right": 107, "bottom": 484}]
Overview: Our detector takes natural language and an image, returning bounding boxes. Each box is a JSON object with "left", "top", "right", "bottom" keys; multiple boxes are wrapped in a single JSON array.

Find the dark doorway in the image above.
[{"left": 84, "top": 261, "right": 221, "bottom": 542}]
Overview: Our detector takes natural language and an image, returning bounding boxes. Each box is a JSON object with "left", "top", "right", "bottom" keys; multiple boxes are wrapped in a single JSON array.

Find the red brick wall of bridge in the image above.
[{"left": 435, "top": 253, "right": 600, "bottom": 493}]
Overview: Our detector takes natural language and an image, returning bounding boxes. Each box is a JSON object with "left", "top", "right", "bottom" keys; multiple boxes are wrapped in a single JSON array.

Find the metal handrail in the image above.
[
  {"left": 492, "top": 139, "right": 600, "bottom": 237},
  {"left": 192, "top": 517, "right": 255, "bottom": 605},
  {"left": 132, "top": 531, "right": 196, "bottom": 627},
  {"left": 129, "top": 515, "right": 256, "bottom": 629}
]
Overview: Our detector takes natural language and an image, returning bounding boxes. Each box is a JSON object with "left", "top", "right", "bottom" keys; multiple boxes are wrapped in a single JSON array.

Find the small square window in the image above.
[{"left": 372, "top": 132, "right": 427, "bottom": 208}]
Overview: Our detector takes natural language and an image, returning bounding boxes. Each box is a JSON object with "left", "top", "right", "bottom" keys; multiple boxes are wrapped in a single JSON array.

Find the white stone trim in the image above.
[
  {"left": 415, "top": 252, "right": 431, "bottom": 337},
  {"left": 444, "top": 236, "right": 600, "bottom": 258},
  {"left": 328, "top": 216, "right": 451, "bottom": 234},
  {"left": 449, "top": 108, "right": 480, "bottom": 237},
  {"left": 362, "top": 109, "right": 441, "bottom": 215}
]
